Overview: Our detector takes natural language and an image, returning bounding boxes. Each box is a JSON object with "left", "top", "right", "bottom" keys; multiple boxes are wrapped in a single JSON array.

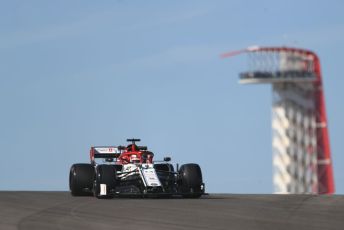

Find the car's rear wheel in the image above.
[
  {"left": 93, "top": 164, "right": 117, "bottom": 199},
  {"left": 178, "top": 163, "right": 204, "bottom": 198},
  {"left": 69, "top": 163, "right": 94, "bottom": 196}
]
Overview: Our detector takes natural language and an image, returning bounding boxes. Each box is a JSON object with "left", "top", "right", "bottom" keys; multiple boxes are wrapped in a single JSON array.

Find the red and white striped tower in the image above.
[{"left": 222, "top": 46, "right": 334, "bottom": 194}]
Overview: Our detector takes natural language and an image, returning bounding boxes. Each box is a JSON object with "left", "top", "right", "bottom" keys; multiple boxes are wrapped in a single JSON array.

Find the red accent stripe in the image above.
[{"left": 313, "top": 54, "right": 335, "bottom": 194}]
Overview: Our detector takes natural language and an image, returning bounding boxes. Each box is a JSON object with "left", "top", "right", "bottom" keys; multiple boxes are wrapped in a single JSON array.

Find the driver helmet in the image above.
[{"left": 130, "top": 154, "right": 140, "bottom": 163}]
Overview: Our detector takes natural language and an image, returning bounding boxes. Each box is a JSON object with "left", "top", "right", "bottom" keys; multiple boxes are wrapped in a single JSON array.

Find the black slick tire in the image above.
[
  {"left": 94, "top": 164, "right": 117, "bottom": 199},
  {"left": 69, "top": 163, "right": 94, "bottom": 196},
  {"left": 179, "top": 163, "right": 203, "bottom": 198}
]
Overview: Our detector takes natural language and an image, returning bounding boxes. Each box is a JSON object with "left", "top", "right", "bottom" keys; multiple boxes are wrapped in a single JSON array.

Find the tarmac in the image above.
[{"left": 0, "top": 192, "right": 343, "bottom": 230}]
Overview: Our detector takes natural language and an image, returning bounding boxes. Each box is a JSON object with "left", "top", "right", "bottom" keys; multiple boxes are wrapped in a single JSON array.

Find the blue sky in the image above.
[{"left": 0, "top": 0, "right": 343, "bottom": 193}]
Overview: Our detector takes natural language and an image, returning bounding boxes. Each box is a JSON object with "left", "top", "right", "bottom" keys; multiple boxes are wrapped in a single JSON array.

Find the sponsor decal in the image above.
[
  {"left": 142, "top": 169, "right": 161, "bottom": 187},
  {"left": 95, "top": 147, "right": 120, "bottom": 154}
]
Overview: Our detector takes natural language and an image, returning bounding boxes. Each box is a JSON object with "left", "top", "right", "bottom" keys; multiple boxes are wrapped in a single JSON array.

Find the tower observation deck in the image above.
[{"left": 222, "top": 46, "right": 334, "bottom": 194}]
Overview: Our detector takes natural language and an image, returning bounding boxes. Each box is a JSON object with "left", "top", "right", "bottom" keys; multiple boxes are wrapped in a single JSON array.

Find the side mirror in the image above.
[{"left": 163, "top": 157, "right": 171, "bottom": 162}]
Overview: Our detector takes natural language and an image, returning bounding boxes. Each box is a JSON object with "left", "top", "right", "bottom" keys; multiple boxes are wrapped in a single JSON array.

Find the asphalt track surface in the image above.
[{"left": 0, "top": 192, "right": 343, "bottom": 230}]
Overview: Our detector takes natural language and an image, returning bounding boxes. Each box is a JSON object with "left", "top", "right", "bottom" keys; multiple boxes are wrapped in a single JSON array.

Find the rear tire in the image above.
[
  {"left": 94, "top": 164, "right": 117, "bottom": 199},
  {"left": 179, "top": 163, "right": 204, "bottom": 198},
  {"left": 69, "top": 163, "right": 94, "bottom": 196}
]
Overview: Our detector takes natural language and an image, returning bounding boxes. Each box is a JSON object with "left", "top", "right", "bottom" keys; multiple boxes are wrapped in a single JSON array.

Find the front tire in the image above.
[
  {"left": 94, "top": 164, "right": 117, "bottom": 199},
  {"left": 69, "top": 163, "right": 94, "bottom": 196},
  {"left": 178, "top": 163, "right": 204, "bottom": 198}
]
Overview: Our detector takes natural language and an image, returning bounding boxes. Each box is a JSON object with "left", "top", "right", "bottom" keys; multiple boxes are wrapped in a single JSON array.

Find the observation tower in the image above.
[{"left": 222, "top": 46, "right": 334, "bottom": 194}]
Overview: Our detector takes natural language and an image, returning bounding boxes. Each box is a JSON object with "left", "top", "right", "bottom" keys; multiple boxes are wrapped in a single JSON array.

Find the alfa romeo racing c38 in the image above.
[{"left": 69, "top": 139, "right": 205, "bottom": 198}]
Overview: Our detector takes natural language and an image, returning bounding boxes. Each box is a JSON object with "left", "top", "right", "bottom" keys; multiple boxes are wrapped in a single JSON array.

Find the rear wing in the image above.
[{"left": 90, "top": 146, "right": 123, "bottom": 163}]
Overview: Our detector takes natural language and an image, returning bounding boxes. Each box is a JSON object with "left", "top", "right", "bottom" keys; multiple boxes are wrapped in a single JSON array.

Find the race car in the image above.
[{"left": 69, "top": 139, "right": 205, "bottom": 198}]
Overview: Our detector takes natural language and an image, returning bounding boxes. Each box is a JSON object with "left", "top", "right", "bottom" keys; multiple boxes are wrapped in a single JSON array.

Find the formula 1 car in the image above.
[{"left": 69, "top": 139, "right": 205, "bottom": 198}]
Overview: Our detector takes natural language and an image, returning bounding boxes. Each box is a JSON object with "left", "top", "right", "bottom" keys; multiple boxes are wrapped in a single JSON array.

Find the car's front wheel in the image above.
[
  {"left": 93, "top": 164, "right": 117, "bottom": 199},
  {"left": 178, "top": 163, "right": 204, "bottom": 198}
]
